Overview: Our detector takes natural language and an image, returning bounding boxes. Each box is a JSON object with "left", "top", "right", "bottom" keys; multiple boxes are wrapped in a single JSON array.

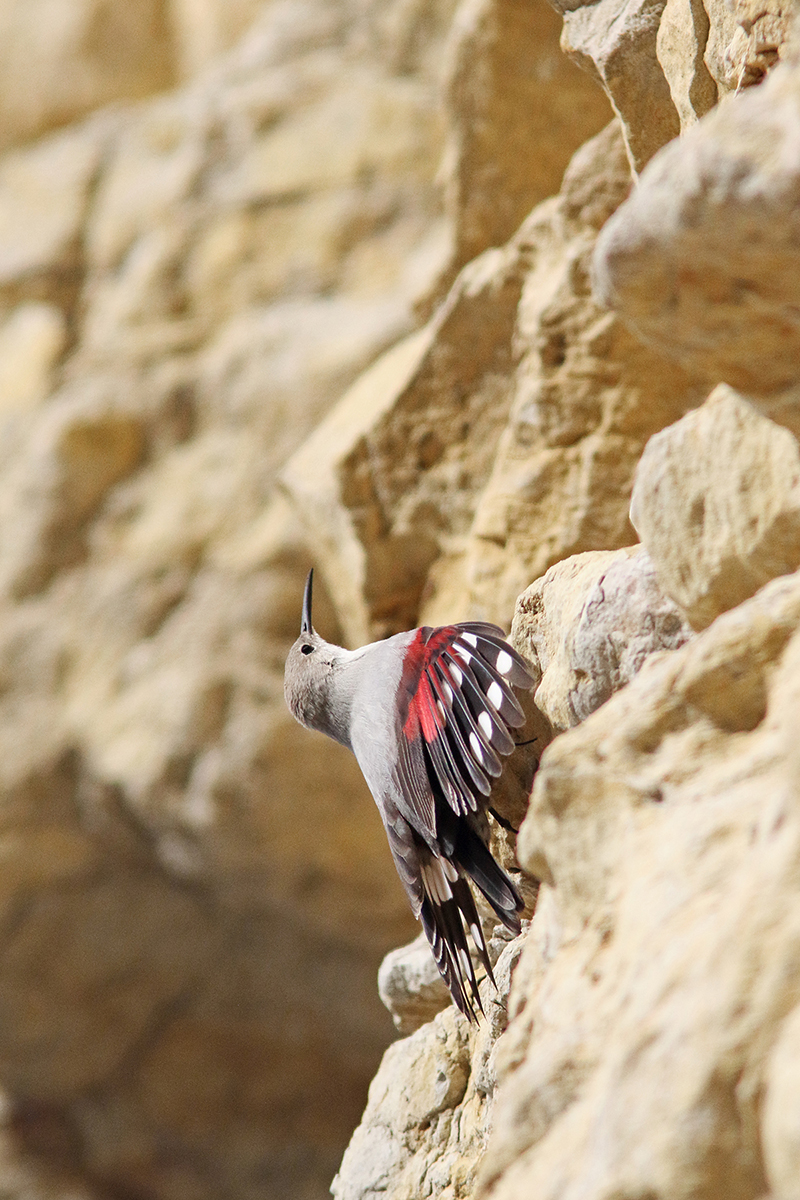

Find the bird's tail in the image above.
[
  {"left": 453, "top": 821, "right": 523, "bottom": 935},
  {"left": 418, "top": 851, "right": 493, "bottom": 1021}
]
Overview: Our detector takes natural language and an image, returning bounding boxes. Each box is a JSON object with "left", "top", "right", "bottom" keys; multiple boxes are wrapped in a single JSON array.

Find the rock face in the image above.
[
  {"left": 1, "top": 1, "right": 800, "bottom": 1200},
  {"left": 330, "top": 2, "right": 800, "bottom": 1200},
  {"left": 486, "top": 570, "right": 800, "bottom": 1200},
  {"left": 0, "top": 3, "right": 456, "bottom": 1199},
  {"left": 593, "top": 50, "right": 800, "bottom": 393},
  {"left": 511, "top": 546, "right": 692, "bottom": 734},
  {"left": 630, "top": 385, "right": 800, "bottom": 630}
]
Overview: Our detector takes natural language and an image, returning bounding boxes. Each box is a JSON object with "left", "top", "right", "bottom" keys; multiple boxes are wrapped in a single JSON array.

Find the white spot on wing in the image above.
[
  {"left": 453, "top": 645, "right": 472, "bottom": 665},
  {"left": 470, "top": 922, "right": 483, "bottom": 949},
  {"left": 469, "top": 731, "right": 484, "bottom": 762},
  {"left": 422, "top": 860, "right": 452, "bottom": 904},
  {"left": 487, "top": 681, "right": 504, "bottom": 710},
  {"left": 442, "top": 680, "right": 454, "bottom": 704},
  {"left": 442, "top": 859, "right": 458, "bottom": 882},
  {"left": 496, "top": 649, "right": 513, "bottom": 676},
  {"left": 462, "top": 633, "right": 478, "bottom": 647},
  {"left": 478, "top": 711, "right": 494, "bottom": 739},
  {"left": 458, "top": 948, "right": 472, "bottom": 977},
  {"left": 449, "top": 663, "right": 463, "bottom": 687}
]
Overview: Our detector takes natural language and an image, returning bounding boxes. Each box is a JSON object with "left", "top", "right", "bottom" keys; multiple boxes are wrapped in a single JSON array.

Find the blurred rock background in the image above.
[
  {"left": 2, "top": 1, "right": 800, "bottom": 1200},
  {"left": 0, "top": 0, "right": 609, "bottom": 1197}
]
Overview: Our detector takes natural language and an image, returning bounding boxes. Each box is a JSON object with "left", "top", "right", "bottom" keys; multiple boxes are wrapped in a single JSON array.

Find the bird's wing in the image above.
[
  {"left": 394, "top": 623, "right": 534, "bottom": 841},
  {"left": 382, "top": 797, "right": 495, "bottom": 1022}
]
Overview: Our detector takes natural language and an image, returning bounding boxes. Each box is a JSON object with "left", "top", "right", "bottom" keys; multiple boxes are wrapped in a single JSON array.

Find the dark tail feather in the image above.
[
  {"left": 455, "top": 823, "right": 523, "bottom": 934},
  {"left": 420, "top": 877, "right": 486, "bottom": 1021}
]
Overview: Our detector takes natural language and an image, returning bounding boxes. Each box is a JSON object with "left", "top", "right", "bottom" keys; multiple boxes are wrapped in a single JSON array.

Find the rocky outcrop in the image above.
[
  {"left": 329, "top": 3, "right": 800, "bottom": 1200},
  {"left": 0, "top": 0, "right": 800, "bottom": 1199},
  {"left": 592, "top": 44, "right": 800, "bottom": 393},
  {"left": 0, "top": 3, "right": 458, "bottom": 1199}
]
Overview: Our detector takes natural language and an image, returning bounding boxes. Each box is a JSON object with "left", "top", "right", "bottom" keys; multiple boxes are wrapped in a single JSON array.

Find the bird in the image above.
[{"left": 284, "top": 569, "right": 535, "bottom": 1021}]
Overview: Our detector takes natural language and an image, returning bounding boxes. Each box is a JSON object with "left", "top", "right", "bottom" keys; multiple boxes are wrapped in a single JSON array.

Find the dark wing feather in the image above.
[
  {"left": 384, "top": 621, "right": 533, "bottom": 1018},
  {"left": 419, "top": 866, "right": 487, "bottom": 1021},
  {"left": 382, "top": 795, "right": 496, "bottom": 1021},
  {"left": 430, "top": 660, "right": 492, "bottom": 800},
  {"left": 394, "top": 622, "right": 534, "bottom": 839}
]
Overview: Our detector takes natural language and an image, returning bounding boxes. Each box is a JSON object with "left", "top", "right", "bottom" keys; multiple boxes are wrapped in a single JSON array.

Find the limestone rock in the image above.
[
  {"left": 0, "top": 119, "right": 112, "bottom": 302},
  {"left": 701, "top": 0, "right": 750, "bottom": 95},
  {"left": 455, "top": 122, "right": 705, "bottom": 626},
  {"left": 656, "top": 0, "right": 717, "bottom": 130},
  {"left": 333, "top": 1009, "right": 473, "bottom": 1200},
  {"left": 0, "top": 0, "right": 173, "bottom": 154},
  {"left": 482, "top": 568, "right": 800, "bottom": 1200},
  {"left": 360, "top": 543, "right": 692, "bottom": 1185},
  {"left": 554, "top": 0, "right": 680, "bottom": 172},
  {"left": 720, "top": 0, "right": 796, "bottom": 89},
  {"left": 378, "top": 933, "right": 452, "bottom": 1035},
  {"left": 631, "top": 384, "right": 800, "bottom": 629},
  {"left": 593, "top": 58, "right": 800, "bottom": 394},
  {"left": 335, "top": 936, "right": 525, "bottom": 1200},
  {"left": 0, "top": 391, "right": 146, "bottom": 598},
  {"left": 511, "top": 546, "right": 692, "bottom": 734},
  {"left": 282, "top": 238, "right": 531, "bottom": 645},
  {"left": 0, "top": 2, "right": 459, "bottom": 1197},
  {"left": 2, "top": 0, "right": 797, "bottom": 1196},
  {"left": 169, "top": 0, "right": 267, "bottom": 78},
  {"left": 442, "top": 0, "right": 611, "bottom": 273},
  {"left": 0, "top": 305, "right": 66, "bottom": 416},
  {"left": 79, "top": 12, "right": 449, "bottom": 371},
  {"left": 284, "top": 118, "right": 706, "bottom": 642},
  {"left": 762, "top": 1000, "right": 800, "bottom": 1196}
]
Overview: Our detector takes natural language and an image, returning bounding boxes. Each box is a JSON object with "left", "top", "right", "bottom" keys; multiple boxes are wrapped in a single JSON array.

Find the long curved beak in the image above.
[{"left": 301, "top": 569, "right": 314, "bottom": 634}]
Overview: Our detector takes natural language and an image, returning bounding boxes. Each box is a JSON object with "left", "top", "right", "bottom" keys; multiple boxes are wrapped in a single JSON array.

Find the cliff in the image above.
[{"left": 0, "top": 2, "right": 796, "bottom": 1200}]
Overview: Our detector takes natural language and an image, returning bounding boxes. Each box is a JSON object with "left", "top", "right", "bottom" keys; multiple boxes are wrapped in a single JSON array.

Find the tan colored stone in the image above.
[
  {"left": 7, "top": 0, "right": 800, "bottom": 1196},
  {"left": 0, "top": 1100, "right": 97, "bottom": 1200},
  {"left": 452, "top": 124, "right": 705, "bottom": 626},
  {"left": 657, "top": 0, "right": 717, "bottom": 129},
  {"left": 169, "top": 0, "right": 267, "bottom": 78},
  {"left": 442, "top": 0, "right": 611, "bottom": 272},
  {"left": 282, "top": 238, "right": 530, "bottom": 645},
  {"left": 0, "top": 121, "right": 110, "bottom": 294},
  {"left": 0, "top": 2, "right": 456, "bottom": 1197},
  {"left": 553, "top": 0, "right": 680, "bottom": 172},
  {"left": 335, "top": 936, "right": 525, "bottom": 1200},
  {"left": 511, "top": 546, "right": 692, "bottom": 735},
  {"left": 702, "top": 0, "right": 747, "bottom": 94},
  {"left": 378, "top": 932, "right": 451, "bottom": 1034},
  {"left": 0, "top": 0, "right": 173, "bottom": 154},
  {"left": 85, "top": 92, "right": 207, "bottom": 276},
  {"left": 284, "top": 120, "right": 706, "bottom": 642},
  {"left": 0, "top": 874, "right": 209, "bottom": 1100},
  {"left": 480, "top": 569, "right": 800, "bottom": 1200},
  {"left": 631, "top": 384, "right": 800, "bottom": 629},
  {"left": 593, "top": 59, "right": 800, "bottom": 394},
  {"left": 333, "top": 1009, "right": 472, "bottom": 1200},
  {"left": 720, "top": 0, "right": 795, "bottom": 89},
  {"left": 763, "top": 1001, "right": 800, "bottom": 1197},
  {"left": 80, "top": 24, "right": 448, "bottom": 371},
  {"left": 0, "top": 305, "right": 66, "bottom": 415},
  {"left": 0, "top": 394, "right": 145, "bottom": 599}
]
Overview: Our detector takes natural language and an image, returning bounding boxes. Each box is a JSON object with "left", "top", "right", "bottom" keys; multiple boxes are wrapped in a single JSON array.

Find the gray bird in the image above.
[{"left": 284, "top": 569, "right": 534, "bottom": 1020}]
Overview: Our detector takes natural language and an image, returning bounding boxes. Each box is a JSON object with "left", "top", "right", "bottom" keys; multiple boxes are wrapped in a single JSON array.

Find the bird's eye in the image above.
[{"left": 301, "top": 644, "right": 314, "bottom": 655}]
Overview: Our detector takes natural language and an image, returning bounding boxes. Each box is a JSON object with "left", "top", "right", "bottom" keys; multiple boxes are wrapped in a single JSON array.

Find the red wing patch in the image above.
[
  {"left": 400, "top": 626, "right": 456, "bottom": 743},
  {"left": 394, "top": 623, "right": 534, "bottom": 832}
]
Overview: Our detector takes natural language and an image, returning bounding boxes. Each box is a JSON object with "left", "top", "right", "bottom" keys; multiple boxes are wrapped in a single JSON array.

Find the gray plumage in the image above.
[{"left": 284, "top": 570, "right": 534, "bottom": 1020}]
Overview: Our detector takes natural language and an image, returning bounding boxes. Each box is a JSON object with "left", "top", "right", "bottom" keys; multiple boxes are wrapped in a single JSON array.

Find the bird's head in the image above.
[{"left": 284, "top": 569, "right": 350, "bottom": 741}]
